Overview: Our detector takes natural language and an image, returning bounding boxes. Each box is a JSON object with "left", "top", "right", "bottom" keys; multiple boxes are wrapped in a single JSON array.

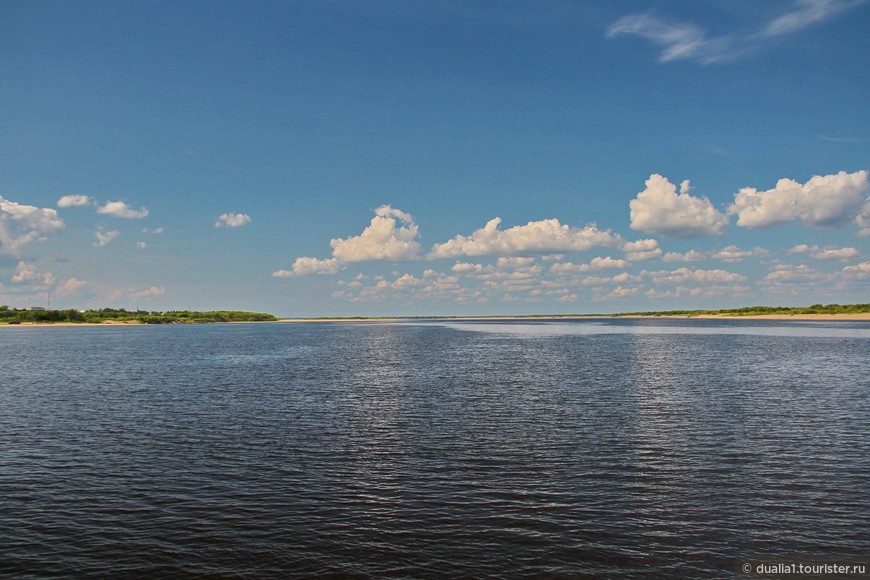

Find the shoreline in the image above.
[
  {"left": 3, "top": 313, "right": 869, "bottom": 328},
  {"left": 277, "top": 313, "right": 870, "bottom": 322}
]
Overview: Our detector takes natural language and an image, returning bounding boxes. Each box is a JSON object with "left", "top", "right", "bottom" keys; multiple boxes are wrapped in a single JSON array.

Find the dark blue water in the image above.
[{"left": 1, "top": 319, "right": 869, "bottom": 577}]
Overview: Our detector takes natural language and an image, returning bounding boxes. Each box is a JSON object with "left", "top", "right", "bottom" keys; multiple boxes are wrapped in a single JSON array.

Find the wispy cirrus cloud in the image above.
[
  {"left": 760, "top": 0, "right": 865, "bottom": 37},
  {"left": 607, "top": 0, "right": 866, "bottom": 65},
  {"left": 606, "top": 15, "right": 737, "bottom": 65}
]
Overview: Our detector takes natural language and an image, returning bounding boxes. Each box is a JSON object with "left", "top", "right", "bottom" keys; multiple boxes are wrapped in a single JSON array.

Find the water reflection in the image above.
[{"left": 422, "top": 319, "right": 870, "bottom": 339}]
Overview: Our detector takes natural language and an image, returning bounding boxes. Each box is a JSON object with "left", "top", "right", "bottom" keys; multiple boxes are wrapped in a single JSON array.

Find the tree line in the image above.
[{"left": 0, "top": 306, "right": 277, "bottom": 324}]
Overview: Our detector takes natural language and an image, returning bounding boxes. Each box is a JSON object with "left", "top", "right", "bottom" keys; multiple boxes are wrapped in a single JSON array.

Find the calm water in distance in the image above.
[{"left": 1, "top": 319, "right": 869, "bottom": 577}]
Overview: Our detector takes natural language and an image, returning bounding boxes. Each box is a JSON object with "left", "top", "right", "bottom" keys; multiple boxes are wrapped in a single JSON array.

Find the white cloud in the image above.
[
  {"left": 56, "top": 278, "right": 88, "bottom": 296},
  {"left": 431, "top": 217, "right": 621, "bottom": 258},
  {"left": 761, "top": 0, "right": 861, "bottom": 37},
  {"left": 662, "top": 246, "right": 766, "bottom": 263},
  {"left": 129, "top": 286, "right": 165, "bottom": 301},
  {"left": 272, "top": 257, "right": 342, "bottom": 277},
  {"left": 789, "top": 244, "right": 860, "bottom": 260},
  {"left": 597, "top": 286, "right": 641, "bottom": 301},
  {"left": 842, "top": 261, "right": 870, "bottom": 279},
  {"left": 452, "top": 262, "right": 488, "bottom": 274},
  {"left": 275, "top": 205, "right": 421, "bottom": 276},
  {"left": 729, "top": 170, "right": 869, "bottom": 229},
  {"left": 622, "top": 238, "right": 662, "bottom": 262},
  {"left": 857, "top": 199, "right": 870, "bottom": 236},
  {"left": 648, "top": 267, "right": 747, "bottom": 284},
  {"left": 606, "top": 14, "right": 735, "bottom": 65},
  {"left": 215, "top": 213, "right": 252, "bottom": 228},
  {"left": 647, "top": 285, "right": 752, "bottom": 299},
  {"left": 94, "top": 229, "right": 120, "bottom": 247},
  {"left": 550, "top": 256, "right": 628, "bottom": 273},
  {"left": 496, "top": 256, "right": 537, "bottom": 269},
  {"left": 663, "top": 250, "right": 705, "bottom": 262},
  {"left": 709, "top": 245, "right": 763, "bottom": 262},
  {"left": 331, "top": 205, "right": 421, "bottom": 262},
  {"left": 136, "top": 241, "right": 147, "bottom": 249},
  {"left": 11, "top": 261, "right": 56, "bottom": 286},
  {"left": 608, "top": 1, "right": 866, "bottom": 65},
  {"left": 143, "top": 227, "right": 163, "bottom": 234},
  {"left": 0, "top": 196, "right": 65, "bottom": 255},
  {"left": 588, "top": 256, "right": 628, "bottom": 270},
  {"left": 764, "top": 264, "right": 825, "bottom": 283},
  {"left": 57, "top": 194, "right": 92, "bottom": 207},
  {"left": 629, "top": 174, "right": 728, "bottom": 237},
  {"left": 97, "top": 200, "right": 149, "bottom": 219}
]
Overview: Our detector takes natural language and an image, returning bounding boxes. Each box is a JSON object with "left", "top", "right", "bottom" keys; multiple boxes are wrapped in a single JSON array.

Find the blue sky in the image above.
[{"left": 1, "top": 0, "right": 868, "bottom": 316}]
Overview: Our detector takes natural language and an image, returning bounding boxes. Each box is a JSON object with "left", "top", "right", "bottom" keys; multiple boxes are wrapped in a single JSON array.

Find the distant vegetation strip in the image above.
[
  {"left": 576, "top": 303, "right": 870, "bottom": 318},
  {"left": 291, "top": 303, "right": 870, "bottom": 320},
  {"left": 0, "top": 307, "right": 277, "bottom": 324}
]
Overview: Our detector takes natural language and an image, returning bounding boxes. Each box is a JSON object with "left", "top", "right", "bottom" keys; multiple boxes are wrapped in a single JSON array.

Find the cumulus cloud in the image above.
[
  {"left": 215, "top": 213, "right": 252, "bottom": 228},
  {"left": 764, "top": 264, "right": 825, "bottom": 283},
  {"left": 622, "top": 238, "right": 662, "bottom": 262},
  {"left": 430, "top": 217, "right": 621, "bottom": 258},
  {"left": 274, "top": 205, "right": 421, "bottom": 276},
  {"left": 332, "top": 205, "right": 421, "bottom": 262},
  {"left": 94, "top": 229, "right": 120, "bottom": 247},
  {"left": 143, "top": 227, "right": 163, "bottom": 234},
  {"left": 272, "top": 205, "right": 420, "bottom": 278},
  {"left": 550, "top": 256, "right": 628, "bottom": 274},
  {"left": 57, "top": 194, "right": 92, "bottom": 208},
  {"left": 729, "top": 170, "right": 869, "bottom": 229},
  {"left": 629, "top": 174, "right": 728, "bottom": 237},
  {"left": 337, "top": 269, "right": 466, "bottom": 303},
  {"left": 97, "top": 200, "right": 149, "bottom": 219},
  {"left": 789, "top": 244, "right": 860, "bottom": 260},
  {"left": 597, "top": 286, "right": 641, "bottom": 300},
  {"left": 709, "top": 245, "right": 766, "bottom": 262},
  {"left": 56, "top": 278, "right": 88, "bottom": 296},
  {"left": 272, "top": 257, "right": 342, "bottom": 277},
  {"left": 857, "top": 200, "right": 870, "bottom": 236},
  {"left": 0, "top": 196, "right": 65, "bottom": 255},
  {"left": 663, "top": 250, "right": 706, "bottom": 262},
  {"left": 11, "top": 261, "right": 56, "bottom": 286},
  {"left": 647, "top": 267, "right": 747, "bottom": 284},
  {"left": 842, "top": 261, "right": 870, "bottom": 279}
]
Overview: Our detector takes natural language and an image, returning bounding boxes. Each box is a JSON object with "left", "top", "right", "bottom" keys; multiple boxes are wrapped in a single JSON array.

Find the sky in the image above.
[{"left": 1, "top": 0, "right": 868, "bottom": 317}]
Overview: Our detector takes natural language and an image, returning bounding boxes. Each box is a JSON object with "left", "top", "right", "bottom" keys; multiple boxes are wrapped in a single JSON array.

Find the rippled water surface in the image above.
[{"left": 1, "top": 319, "right": 869, "bottom": 577}]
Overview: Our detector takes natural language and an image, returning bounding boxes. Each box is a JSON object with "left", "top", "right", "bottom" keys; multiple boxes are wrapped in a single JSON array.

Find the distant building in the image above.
[{"left": 29, "top": 306, "right": 46, "bottom": 311}]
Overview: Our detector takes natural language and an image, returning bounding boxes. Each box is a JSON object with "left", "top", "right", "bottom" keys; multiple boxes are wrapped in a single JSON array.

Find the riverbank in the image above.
[
  {"left": 6, "top": 312, "right": 869, "bottom": 327},
  {"left": 278, "top": 313, "right": 870, "bottom": 322}
]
